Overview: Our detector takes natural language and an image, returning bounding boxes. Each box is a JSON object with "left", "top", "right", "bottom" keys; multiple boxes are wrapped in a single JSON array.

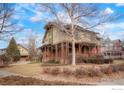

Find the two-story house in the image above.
[{"left": 40, "top": 22, "right": 101, "bottom": 64}]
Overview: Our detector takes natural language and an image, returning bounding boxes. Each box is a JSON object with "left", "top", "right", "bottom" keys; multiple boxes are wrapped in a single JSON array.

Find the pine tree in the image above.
[{"left": 6, "top": 37, "right": 21, "bottom": 62}]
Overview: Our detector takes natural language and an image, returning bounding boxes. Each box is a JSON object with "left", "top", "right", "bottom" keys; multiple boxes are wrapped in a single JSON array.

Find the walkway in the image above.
[{"left": 0, "top": 70, "right": 16, "bottom": 77}]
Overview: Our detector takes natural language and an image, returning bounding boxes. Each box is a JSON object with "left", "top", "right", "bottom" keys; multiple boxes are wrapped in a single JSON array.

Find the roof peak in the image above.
[{"left": 45, "top": 22, "right": 98, "bottom": 34}]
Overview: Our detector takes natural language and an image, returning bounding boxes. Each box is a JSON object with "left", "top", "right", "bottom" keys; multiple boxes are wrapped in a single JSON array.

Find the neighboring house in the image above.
[
  {"left": 40, "top": 22, "right": 101, "bottom": 64},
  {"left": 17, "top": 44, "right": 29, "bottom": 61},
  {"left": 101, "top": 39, "right": 122, "bottom": 59},
  {"left": 0, "top": 44, "right": 29, "bottom": 62}
]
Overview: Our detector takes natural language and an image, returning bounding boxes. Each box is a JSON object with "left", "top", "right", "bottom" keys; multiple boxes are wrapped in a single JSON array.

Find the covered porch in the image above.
[{"left": 41, "top": 42, "right": 100, "bottom": 64}]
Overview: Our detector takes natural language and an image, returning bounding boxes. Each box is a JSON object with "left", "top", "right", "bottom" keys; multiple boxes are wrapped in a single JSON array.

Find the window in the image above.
[{"left": 74, "top": 32, "right": 80, "bottom": 40}]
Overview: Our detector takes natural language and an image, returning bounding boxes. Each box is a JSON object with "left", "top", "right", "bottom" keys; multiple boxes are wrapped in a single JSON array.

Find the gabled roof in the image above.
[
  {"left": 42, "top": 22, "right": 98, "bottom": 43},
  {"left": 17, "top": 44, "right": 28, "bottom": 51},
  {"left": 17, "top": 44, "right": 29, "bottom": 56},
  {"left": 0, "top": 44, "right": 28, "bottom": 56},
  {"left": 44, "top": 22, "right": 98, "bottom": 34}
]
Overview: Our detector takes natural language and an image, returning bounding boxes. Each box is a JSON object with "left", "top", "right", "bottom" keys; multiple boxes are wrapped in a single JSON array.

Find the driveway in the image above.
[
  {"left": 0, "top": 70, "right": 16, "bottom": 77},
  {"left": 99, "top": 79, "right": 124, "bottom": 85}
]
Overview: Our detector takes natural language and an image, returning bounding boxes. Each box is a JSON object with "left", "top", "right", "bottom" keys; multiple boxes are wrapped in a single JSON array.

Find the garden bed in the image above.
[
  {"left": 42, "top": 62, "right": 124, "bottom": 78},
  {"left": 0, "top": 76, "right": 85, "bottom": 85}
]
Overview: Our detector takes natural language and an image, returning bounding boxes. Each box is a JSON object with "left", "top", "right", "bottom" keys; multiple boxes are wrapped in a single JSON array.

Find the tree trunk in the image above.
[
  {"left": 71, "top": 19, "right": 76, "bottom": 66},
  {"left": 72, "top": 36, "right": 76, "bottom": 65}
]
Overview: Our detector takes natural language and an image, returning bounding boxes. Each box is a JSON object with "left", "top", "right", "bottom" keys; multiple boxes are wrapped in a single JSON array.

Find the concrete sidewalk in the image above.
[
  {"left": 99, "top": 79, "right": 124, "bottom": 85},
  {"left": 0, "top": 70, "right": 16, "bottom": 77}
]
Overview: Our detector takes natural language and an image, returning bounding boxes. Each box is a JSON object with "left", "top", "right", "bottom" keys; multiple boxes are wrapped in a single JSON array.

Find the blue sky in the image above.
[{"left": 0, "top": 3, "right": 124, "bottom": 49}]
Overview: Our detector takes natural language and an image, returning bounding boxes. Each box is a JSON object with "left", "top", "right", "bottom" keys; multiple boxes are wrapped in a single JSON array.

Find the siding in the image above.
[
  {"left": 43, "top": 26, "right": 100, "bottom": 45},
  {"left": 17, "top": 46, "right": 29, "bottom": 56}
]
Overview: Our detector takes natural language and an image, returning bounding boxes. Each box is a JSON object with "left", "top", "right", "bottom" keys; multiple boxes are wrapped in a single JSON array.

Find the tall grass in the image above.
[{"left": 42, "top": 63, "right": 124, "bottom": 78}]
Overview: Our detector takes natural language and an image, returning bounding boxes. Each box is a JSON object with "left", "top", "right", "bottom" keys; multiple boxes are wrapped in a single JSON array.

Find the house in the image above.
[
  {"left": 17, "top": 44, "right": 29, "bottom": 61},
  {"left": 0, "top": 44, "right": 29, "bottom": 62},
  {"left": 101, "top": 38, "right": 122, "bottom": 59},
  {"left": 40, "top": 22, "right": 101, "bottom": 64}
]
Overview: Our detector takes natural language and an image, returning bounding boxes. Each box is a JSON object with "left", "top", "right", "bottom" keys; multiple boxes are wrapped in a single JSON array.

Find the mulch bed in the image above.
[{"left": 0, "top": 76, "right": 87, "bottom": 85}]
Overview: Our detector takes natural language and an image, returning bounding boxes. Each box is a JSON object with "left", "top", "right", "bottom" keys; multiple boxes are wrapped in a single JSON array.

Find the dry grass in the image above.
[
  {"left": 0, "top": 60, "right": 124, "bottom": 85},
  {"left": 0, "top": 76, "right": 84, "bottom": 85},
  {"left": 1, "top": 60, "right": 124, "bottom": 77},
  {"left": 2, "top": 63, "right": 42, "bottom": 76}
]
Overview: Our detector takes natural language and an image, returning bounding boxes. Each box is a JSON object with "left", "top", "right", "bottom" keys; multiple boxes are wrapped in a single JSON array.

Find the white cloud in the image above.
[
  {"left": 12, "top": 15, "right": 21, "bottom": 20},
  {"left": 30, "top": 12, "right": 54, "bottom": 23},
  {"left": 17, "top": 23, "right": 24, "bottom": 27},
  {"left": 30, "top": 11, "right": 45, "bottom": 22},
  {"left": 116, "top": 3, "right": 124, "bottom": 7},
  {"left": 102, "top": 8, "right": 114, "bottom": 15},
  {"left": 94, "top": 22, "right": 124, "bottom": 40},
  {"left": 30, "top": 16, "right": 42, "bottom": 22}
]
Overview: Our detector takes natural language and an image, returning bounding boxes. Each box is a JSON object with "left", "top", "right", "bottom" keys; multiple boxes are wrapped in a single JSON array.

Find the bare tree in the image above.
[
  {"left": 0, "top": 4, "right": 23, "bottom": 41},
  {"left": 27, "top": 31, "right": 38, "bottom": 61},
  {"left": 39, "top": 3, "right": 123, "bottom": 65}
]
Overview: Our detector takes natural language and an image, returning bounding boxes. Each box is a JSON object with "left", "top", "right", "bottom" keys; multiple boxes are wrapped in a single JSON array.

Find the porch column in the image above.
[
  {"left": 49, "top": 46, "right": 52, "bottom": 60},
  {"left": 64, "top": 42, "right": 68, "bottom": 64},
  {"left": 65, "top": 42, "right": 69, "bottom": 57},
  {"left": 51, "top": 46, "right": 53, "bottom": 60},
  {"left": 47, "top": 46, "right": 50, "bottom": 61},
  {"left": 89, "top": 46, "right": 92, "bottom": 56},
  {"left": 55, "top": 44, "right": 58, "bottom": 61},
  {"left": 44, "top": 46, "right": 47, "bottom": 62},
  {"left": 97, "top": 45, "right": 100, "bottom": 54},
  {"left": 79, "top": 44, "right": 81, "bottom": 54},
  {"left": 61, "top": 42, "right": 64, "bottom": 64}
]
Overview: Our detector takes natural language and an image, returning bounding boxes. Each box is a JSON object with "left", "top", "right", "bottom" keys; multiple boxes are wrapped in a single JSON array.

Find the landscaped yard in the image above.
[
  {"left": 0, "top": 76, "right": 83, "bottom": 85},
  {"left": 0, "top": 60, "right": 124, "bottom": 85},
  {"left": 1, "top": 60, "right": 124, "bottom": 77},
  {"left": 1, "top": 62, "right": 42, "bottom": 77}
]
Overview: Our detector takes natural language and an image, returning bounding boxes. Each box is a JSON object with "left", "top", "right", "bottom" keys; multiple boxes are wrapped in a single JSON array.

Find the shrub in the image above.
[
  {"left": 52, "top": 60, "right": 60, "bottom": 64},
  {"left": 74, "top": 68, "right": 88, "bottom": 78},
  {"left": 110, "top": 65, "right": 119, "bottom": 73},
  {"left": 101, "top": 66, "right": 113, "bottom": 75},
  {"left": 74, "top": 54, "right": 113, "bottom": 64},
  {"left": 87, "top": 67, "right": 103, "bottom": 77},
  {"left": 76, "top": 55, "right": 86, "bottom": 64},
  {"left": 83, "top": 55, "right": 113, "bottom": 64},
  {"left": 117, "top": 64, "right": 124, "bottom": 71},
  {"left": 42, "top": 67, "right": 61, "bottom": 75},
  {"left": 42, "top": 59, "right": 60, "bottom": 66},
  {"left": 104, "top": 59, "right": 113, "bottom": 64},
  {"left": 62, "top": 68, "right": 74, "bottom": 76},
  {"left": 1, "top": 54, "right": 11, "bottom": 65},
  {"left": 42, "top": 67, "right": 51, "bottom": 74},
  {"left": 42, "top": 62, "right": 124, "bottom": 78},
  {"left": 50, "top": 68, "right": 60, "bottom": 75},
  {"left": 46, "top": 59, "right": 60, "bottom": 64}
]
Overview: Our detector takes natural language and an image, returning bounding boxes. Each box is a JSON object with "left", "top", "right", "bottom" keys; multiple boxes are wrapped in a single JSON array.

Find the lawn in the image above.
[
  {"left": 2, "top": 62, "right": 42, "bottom": 77},
  {"left": 0, "top": 60, "right": 124, "bottom": 85},
  {"left": 1, "top": 59, "right": 124, "bottom": 77}
]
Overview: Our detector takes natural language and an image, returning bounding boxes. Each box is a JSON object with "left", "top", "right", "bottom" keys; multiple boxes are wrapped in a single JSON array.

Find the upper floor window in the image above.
[{"left": 74, "top": 32, "right": 80, "bottom": 40}]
